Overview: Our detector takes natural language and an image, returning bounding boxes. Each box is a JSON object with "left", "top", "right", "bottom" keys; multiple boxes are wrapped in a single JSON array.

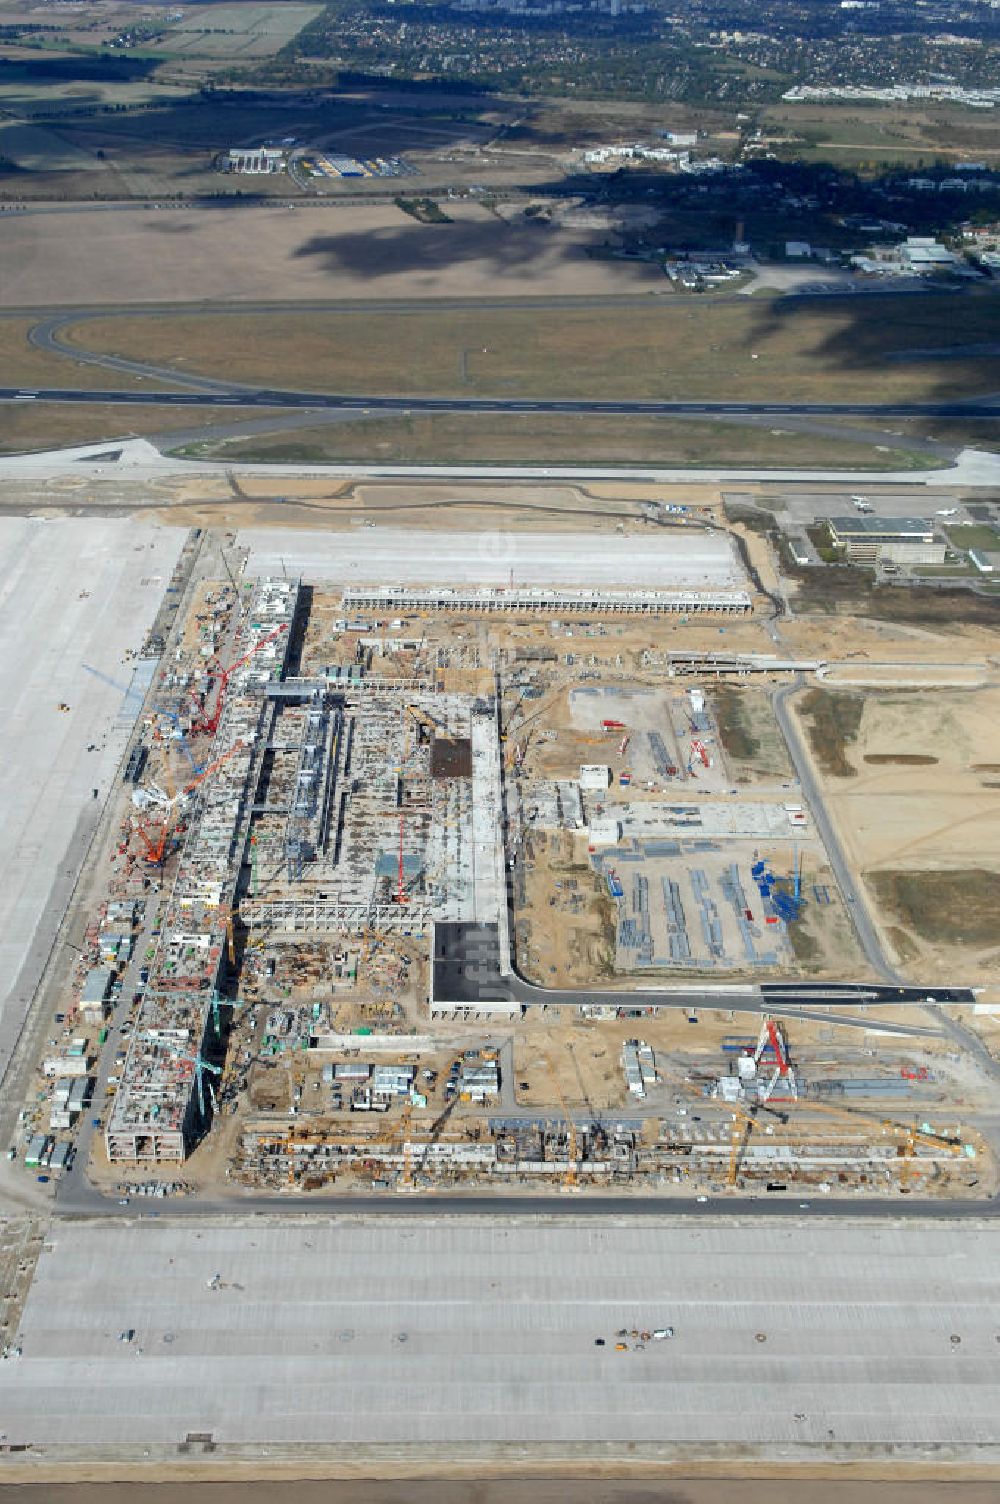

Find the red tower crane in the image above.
[
  {"left": 134, "top": 741, "right": 246, "bottom": 865},
  {"left": 192, "top": 623, "right": 288, "bottom": 737},
  {"left": 754, "top": 1015, "right": 797, "bottom": 1103}
]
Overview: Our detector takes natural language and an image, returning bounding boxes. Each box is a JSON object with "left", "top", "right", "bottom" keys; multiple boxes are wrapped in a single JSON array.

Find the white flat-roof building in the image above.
[
  {"left": 227, "top": 147, "right": 284, "bottom": 174},
  {"left": 589, "top": 815, "right": 621, "bottom": 846},
  {"left": 900, "top": 237, "right": 961, "bottom": 272},
  {"left": 828, "top": 516, "right": 945, "bottom": 566}
]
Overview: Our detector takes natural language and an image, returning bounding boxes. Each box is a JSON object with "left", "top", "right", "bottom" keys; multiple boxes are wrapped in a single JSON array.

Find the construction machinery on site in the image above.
[
  {"left": 405, "top": 704, "right": 441, "bottom": 743},
  {"left": 790, "top": 1097, "right": 971, "bottom": 1192},
  {"left": 191, "top": 622, "right": 288, "bottom": 738},
  {"left": 725, "top": 1091, "right": 971, "bottom": 1191},
  {"left": 177, "top": 1046, "right": 222, "bottom": 1120},
  {"left": 132, "top": 741, "right": 246, "bottom": 866},
  {"left": 755, "top": 1016, "right": 797, "bottom": 1104},
  {"left": 540, "top": 1053, "right": 580, "bottom": 1192}
]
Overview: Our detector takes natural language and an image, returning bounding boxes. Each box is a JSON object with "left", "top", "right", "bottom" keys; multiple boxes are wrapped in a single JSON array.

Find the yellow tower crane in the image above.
[{"left": 541, "top": 1053, "right": 580, "bottom": 1192}]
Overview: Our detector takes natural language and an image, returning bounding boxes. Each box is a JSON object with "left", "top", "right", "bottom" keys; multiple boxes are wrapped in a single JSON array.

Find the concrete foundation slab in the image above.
[
  {"left": 238, "top": 528, "right": 743, "bottom": 591},
  {"left": 0, "top": 518, "right": 183, "bottom": 1081}
]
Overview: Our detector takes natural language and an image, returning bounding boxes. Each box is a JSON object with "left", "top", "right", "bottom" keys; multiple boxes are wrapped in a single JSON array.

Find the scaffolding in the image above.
[{"left": 342, "top": 585, "right": 752, "bottom": 616}]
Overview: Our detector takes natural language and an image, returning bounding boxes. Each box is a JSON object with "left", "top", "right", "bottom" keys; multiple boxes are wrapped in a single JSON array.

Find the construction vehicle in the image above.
[
  {"left": 178, "top": 1048, "right": 222, "bottom": 1120},
  {"left": 150, "top": 705, "right": 199, "bottom": 774},
  {"left": 727, "top": 1104, "right": 756, "bottom": 1186},
  {"left": 397, "top": 1102, "right": 417, "bottom": 1190},
  {"left": 691, "top": 739, "right": 711, "bottom": 769},
  {"left": 136, "top": 740, "right": 245, "bottom": 815},
  {"left": 791, "top": 1098, "right": 971, "bottom": 1189},
  {"left": 726, "top": 1093, "right": 970, "bottom": 1191}
]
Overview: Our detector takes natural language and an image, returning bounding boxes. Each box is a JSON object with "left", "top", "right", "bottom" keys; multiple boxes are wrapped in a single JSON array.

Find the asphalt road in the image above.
[
  {"left": 4, "top": 386, "right": 1000, "bottom": 420},
  {"left": 55, "top": 1184, "right": 996, "bottom": 1220},
  {"left": 772, "top": 678, "right": 899, "bottom": 982}
]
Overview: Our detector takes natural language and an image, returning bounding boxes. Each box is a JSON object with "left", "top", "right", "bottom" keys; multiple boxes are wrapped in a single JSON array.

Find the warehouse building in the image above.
[
  {"left": 227, "top": 147, "right": 284, "bottom": 174},
  {"left": 828, "top": 516, "right": 945, "bottom": 566}
]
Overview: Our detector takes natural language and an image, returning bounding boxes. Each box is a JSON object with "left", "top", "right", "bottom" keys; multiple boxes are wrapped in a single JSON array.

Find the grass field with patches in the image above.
[
  {"left": 0, "top": 403, "right": 283, "bottom": 454},
  {"left": 171, "top": 411, "right": 931, "bottom": 468},
  {"left": 67, "top": 292, "right": 1000, "bottom": 403},
  {"left": 868, "top": 869, "right": 1000, "bottom": 949},
  {"left": 0, "top": 318, "right": 154, "bottom": 390}
]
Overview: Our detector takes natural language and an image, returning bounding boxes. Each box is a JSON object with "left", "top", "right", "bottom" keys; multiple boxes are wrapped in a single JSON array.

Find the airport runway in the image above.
[
  {"left": 5, "top": 1216, "right": 1000, "bottom": 1452},
  {"left": 4, "top": 385, "right": 1000, "bottom": 420}
]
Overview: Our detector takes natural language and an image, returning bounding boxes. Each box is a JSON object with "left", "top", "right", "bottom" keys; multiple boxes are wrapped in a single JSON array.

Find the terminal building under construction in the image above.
[{"left": 106, "top": 562, "right": 754, "bottom": 1164}]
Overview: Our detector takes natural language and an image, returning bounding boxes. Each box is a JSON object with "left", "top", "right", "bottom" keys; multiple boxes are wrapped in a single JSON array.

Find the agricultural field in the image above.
[
  {"left": 0, "top": 122, "right": 106, "bottom": 173},
  {"left": 146, "top": 3, "right": 323, "bottom": 59},
  {"left": 55, "top": 283, "right": 1000, "bottom": 403},
  {"left": 762, "top": 100, "right": 1000, "bottom": 169}
]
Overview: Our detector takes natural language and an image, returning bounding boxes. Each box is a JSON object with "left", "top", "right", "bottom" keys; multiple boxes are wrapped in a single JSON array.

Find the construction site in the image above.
[{"left": 7, "top": 518, "right": 993, "bottom": 1206}]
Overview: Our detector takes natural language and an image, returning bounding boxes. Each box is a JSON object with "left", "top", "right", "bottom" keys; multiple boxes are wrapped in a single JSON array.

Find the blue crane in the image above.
[
  {"left": 151, "top": 705, "right": 201, "bottom": 774},
  {"left": 182, "top": 1049, "right": 222, "bottom": 1119},
  {"left": 82, "top": 662, "right": 144, "bottom": 704}
]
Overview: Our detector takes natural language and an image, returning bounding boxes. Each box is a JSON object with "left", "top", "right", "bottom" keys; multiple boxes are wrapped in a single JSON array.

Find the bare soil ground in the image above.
[
  {"left": 512, "top": 1002, "right": 965, "bottom": 1114},
  {"left": 791, "top": 684, "right": 1000, "bottom": 981},
  {"left": 0, "top": 201, "right": 664, "bottom": 307},
  {"left": 9, "top": 1475, "right": 1000, "bottom": 1497},
  {"left": 518, "top": 829, "right": 616, "bottom": 988},
  {"left": 709, "top": 683, "right": 794, "bottom": 784}
]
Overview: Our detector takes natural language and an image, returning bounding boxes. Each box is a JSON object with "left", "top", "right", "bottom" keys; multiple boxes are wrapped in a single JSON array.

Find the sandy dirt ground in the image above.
[
  {"left": 792, "top": 685, "right": 1000, "bottom": 982},
  {"left": 0, "top": 201, "right": 665, "bottom": 306},
  {"left": 782, "top": 611, "right": 1000, "bottom": 668},
  {"left": 511, "top": 1004, "right": 966, "bottom": 1115},
  {"left": 2, "top": 1476, "right": 1000, "bottom": 1495}
]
